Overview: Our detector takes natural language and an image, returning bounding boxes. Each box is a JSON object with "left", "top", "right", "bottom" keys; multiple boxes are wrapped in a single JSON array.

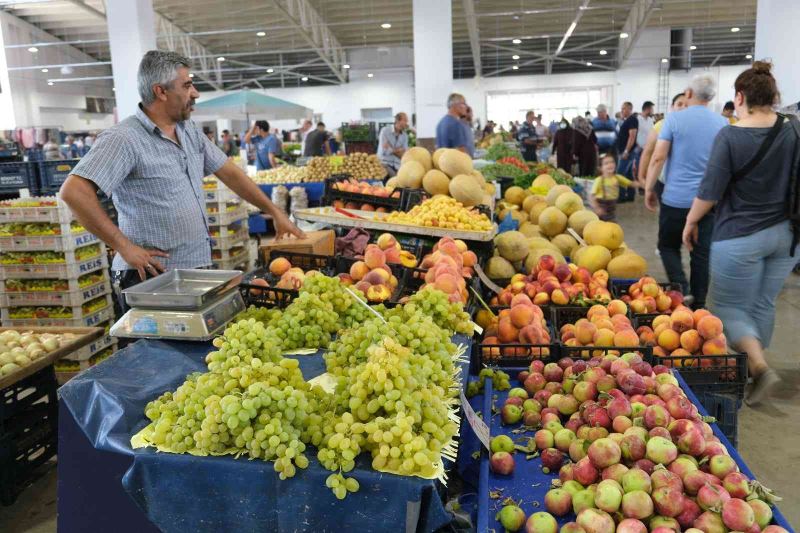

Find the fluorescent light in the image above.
[
  {"left": 512, "top": 38, "right": 522, "bottom": 44},
  {"left": 746, "top": 53, "right": 753, "bottom": 59},
  {"left": 301, "top": 76, "right": 308, "bottom": 81},
  {"left": 512, "top": 54, "right": 520, "bottom": 60},
  {"left": 731, "top": 27, "right": 740, "bottom": 32},
  {"left": 216, "top": 56, "right": 225, "bottom": 62},
  {"left": 367, "top": 73, "right": 374, "bottom": 78},
  {"left": 689, "top": 45, "right": 697, "bottom": 50},
  {"left": 41, "top": 68, "right": 48, "bottom": 73},
  {"left": 620, "top": 32, "right": 629, "bottom": 39},
  {"left": 555, "top": 21, "right": 578, "bottom": 55},
  {"left": 47, "top": 81, "right": 53, "bottom": 86},
  {"left": 266, "top": 68, "right": 274, "bottom": 73},
  {"left": 599, "top": 49, "right": 607, "bottom": 56},
  {"left": 381, "top": 23, "right": 391, "bottom": 29},
  {"left": 189, "top": 73, "right": 194, "bottom": 78},
  {"left": 28, "top": 46, "right": 38, "bottom": 53},
  {"left": 512, "top": 65, "right": 519, "bottom": 70},
  {"left": 586, "top": 62, "right": 592, "bottom": 66},
  {"left": 343, "top": 64, "right": 350, "bottom": 69},
  {"left": 661, "top": 58, "right": 669, "bottom": 63}
]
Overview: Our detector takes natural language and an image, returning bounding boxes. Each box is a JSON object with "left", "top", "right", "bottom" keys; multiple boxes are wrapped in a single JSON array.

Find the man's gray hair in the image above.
[
  {"left": 138, "top": 50, "right": 191, "bottom": 105},
  {"left": 688, "top": 73, "right": 717, "bottom": 102},
  {"left": 447, "top": 92, "right": 465, "bottom": 108}
]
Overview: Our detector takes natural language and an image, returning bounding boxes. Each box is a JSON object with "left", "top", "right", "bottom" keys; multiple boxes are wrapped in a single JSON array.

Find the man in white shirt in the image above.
[
  {"left": 634, "top": 101, "right": 655, "bottom": 188},
  {"left": 378, "top": 112, "right": 408, "bottom": 176}
]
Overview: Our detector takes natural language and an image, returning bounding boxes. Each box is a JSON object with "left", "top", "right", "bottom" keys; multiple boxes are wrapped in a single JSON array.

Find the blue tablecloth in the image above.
[{"left": 57, "top": 337, "right": 472, "bottom": 533}]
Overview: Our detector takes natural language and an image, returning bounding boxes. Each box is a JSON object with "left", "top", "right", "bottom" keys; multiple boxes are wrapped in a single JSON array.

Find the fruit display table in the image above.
[
  {"left": 57, "top": 336, "right": 472, "bottom": 533},
  {"left": 462, "top": 370, "right": 792, "bottom": 532}
]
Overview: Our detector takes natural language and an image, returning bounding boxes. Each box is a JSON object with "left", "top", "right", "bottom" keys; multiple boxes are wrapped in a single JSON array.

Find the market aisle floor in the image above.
[{"left": 1, "top": 200, "right": 798, "bottom": 532}]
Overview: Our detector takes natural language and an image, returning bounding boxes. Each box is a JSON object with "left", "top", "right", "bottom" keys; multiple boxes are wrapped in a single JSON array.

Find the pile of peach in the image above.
[
  {"left": 482, "top": 293, "right": 552, "bottom": 358},
  {"left": 559, "top": 301, "right": 644, "bottom": 355},
  {"left": 417, "top": 237, "right": 478, "bottom": 304},
  {"left": 489, "top": 256, "right": 612, "bottom": 307},
  {"left": 619, "top": 276, "right": 685, "bottom": 315},
  {"left": 331, "top": 180, "right": 400, "bottom": 212},
  {"left": 339, "top": 244, "right": 400, "bottom": 302},
  {"left": 636, "top": 307, "right": 729, "bottom": 363},
  {"left": 248, "top": 257, "right": 311, "bottom": 292}
]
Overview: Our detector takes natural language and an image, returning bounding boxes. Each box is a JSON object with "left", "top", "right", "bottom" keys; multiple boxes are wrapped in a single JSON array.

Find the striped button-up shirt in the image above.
[{"left": 71, "top": 105, "right": 228, "bottom": 271}]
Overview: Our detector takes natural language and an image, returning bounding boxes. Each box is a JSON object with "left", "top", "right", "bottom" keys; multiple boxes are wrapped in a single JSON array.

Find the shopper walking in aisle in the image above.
[
  {"left": 634, "top": 101, "right": 655, "bottom": 179},
  {"left": 219, "top": 129, "right": 239, "bottom": 157},
  {"left": 616, "top": 102, "right": 639, "bottom": 202},
  {"left": 592, "top": 104, "right": 617, "bottom": 155},
  {"left": 517, "top": 111, "right": 539, "bottom": 162},
  {"left": 682, "top": 62, "right": 797, "bottom": 404},
  {"left": 551, "top": 118, "right": 573, "bottom": 170},
  {"left": 378, "top": 112, "right": 409, "bottom": 177},
  {"left": 644, "top": 73, "right": 728, "bottom": 309},
  {"left": 462, "top": 106, "right": 476, "bottom": 157},
  {"left": 59, "top": 50, "right": 304, "bottom": 304},
  {"left": 244, "top": 120, "right": 280, "bottom": 170},
  {"left": 435, "top": 93, "right": 470, "bottom": 152},
  {"left": 590, "top": 154, "right": 636, "bottom": 221},
  {"left": 303, "top": 122, "right": 331, "bottom": 157},
  {"left": 43, "top": 137, "right": 60, "bottom": 160},
  {"left": 638, "top": 93, "right": 688, "bottom": 195},
  {"left": 298, "top": 119, "right": 312, "bottom": 154},
  {"left": 722, "top": 100, "right": 738, "bottom": 124},
  {"left": 571, "top": 116, "right": 598, "bottom": 177}
]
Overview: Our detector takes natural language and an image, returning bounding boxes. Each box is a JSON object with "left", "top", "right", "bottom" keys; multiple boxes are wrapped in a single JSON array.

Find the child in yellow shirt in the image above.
[{"left": 590, "top": 154, "right": 639, "bottom": 221}]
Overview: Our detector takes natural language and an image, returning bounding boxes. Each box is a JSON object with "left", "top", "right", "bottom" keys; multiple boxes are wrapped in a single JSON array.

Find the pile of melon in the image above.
[
  {"left": 386, "top": 147, "right": 494, "bottom": 207},
  {"left": 487, "top": 180, "right": 648, "bottom": 280}
]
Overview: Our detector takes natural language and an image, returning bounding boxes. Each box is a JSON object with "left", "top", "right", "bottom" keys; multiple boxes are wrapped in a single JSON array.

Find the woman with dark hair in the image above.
[
  {"left": 682, "top": 61, "right": 797, "bottom": 405},
  {"left": 550, "top": 118, "right": 573, "bottom": 170},
  {"left": 571, "top": 116, "right": 598, "bottom": 176}
]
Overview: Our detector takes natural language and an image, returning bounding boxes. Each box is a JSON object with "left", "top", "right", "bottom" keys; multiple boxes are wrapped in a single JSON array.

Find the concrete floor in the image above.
[{"left": 1, "top": 200, "right": 798, "bottom": 531}]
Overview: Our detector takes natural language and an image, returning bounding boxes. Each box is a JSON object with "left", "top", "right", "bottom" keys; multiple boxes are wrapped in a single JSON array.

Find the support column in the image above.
[
  {"left": 412, "top": 0, "right": 453, "bottom": 148},
  {"left": 755, "top": 0, "right": 800, "bottom": 105},
  {"left": 105, "top": 0, "right": 156, "bottom": 121}
]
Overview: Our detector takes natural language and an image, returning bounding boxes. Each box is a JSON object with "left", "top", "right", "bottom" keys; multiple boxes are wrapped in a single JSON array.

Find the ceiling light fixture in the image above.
[
  {"left": 266, "top": 68, "right": 274, "bottom": 73},
  {"left": 343, "top": 64, "right": 351, "bottom": 69},
  {"left": 47, "top": 81, "right": 53, "bottom": 86},
  {"left": 746, "top": 53, "right": 753, "bottom": 59},
  {"left": 512, "top": 65, "right": 519, "bottom": 70},
  {"left": 256, "top": 31, "right": 266, "bottom": 37},
  {"left": 189, "top": 73, "right": 195, "bottom": 77},
  {"left": 599, "top": 49, "right": 607, "bottom": 56},
  {"left": 367, "top": 73, "right": 374, "bottom": 78},
  {"left": 28, "top": 47, "right": 38, "bottom": 53},
  {"left": 512, "top": 38, "right": 522, "bottom": 44},
  {"left": 689, "top": 45, "right": 697, "bottom": 50},
  {"left": 41, "top": 68, "right": 48, "bottom": 73},
  {"left": 301, "top": 76, "right": 308, "bottom": 81},
  {"left": 586, "top": 62, "right": 592, "bottom": 66},
  {"left": 512, "top": 54, "right": 520, "bottom": 60},
  {"left": 619, "top": 32, "right": 629, "bottom": 39},
  {"left": 661, "top": 58, "right": 669, "bottom": 63},
  {"left": 112, "top": 88, "right": 116, "bottom": 92},
  {"left": 731, "top": 27, "right": 740, "bottom": 32},
  {"left": 216, "top": 56, "right": 225, "bottom": 62},
  {"left": 381, "top": 23, "right": 391, "bottom": 29}
]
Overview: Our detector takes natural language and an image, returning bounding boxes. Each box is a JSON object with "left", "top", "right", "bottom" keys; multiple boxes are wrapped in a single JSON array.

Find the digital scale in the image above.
[{"left": 110, "top": 269, "right": 245, "bottom": 341}]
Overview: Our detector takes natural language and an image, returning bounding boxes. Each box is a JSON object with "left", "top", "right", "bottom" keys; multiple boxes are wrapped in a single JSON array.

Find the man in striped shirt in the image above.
[{"left": 60, "top": 50, "right": 304, "bottom": 293}]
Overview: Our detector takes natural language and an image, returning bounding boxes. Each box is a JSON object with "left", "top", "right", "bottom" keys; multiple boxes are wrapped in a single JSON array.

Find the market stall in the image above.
[{"left": 192, "top": 90, "right": 312, "bottom": 124}]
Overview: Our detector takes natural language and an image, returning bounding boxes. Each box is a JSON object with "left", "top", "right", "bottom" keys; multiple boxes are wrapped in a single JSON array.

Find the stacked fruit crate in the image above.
[
  {"left": 0, "top": 197, "right": 116, "bottom": 383},
  {"left": 204, "top": 180, "right": 250, "bottom": 270}
]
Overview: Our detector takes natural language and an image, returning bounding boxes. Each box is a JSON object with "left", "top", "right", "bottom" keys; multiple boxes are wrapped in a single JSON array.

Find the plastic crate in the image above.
[
  {"left": 0, "top": 199, "right": 73, "bottom": 224},
  {"left": 206, "top": 205, "right": 247, "bottom": 226},
  {"left": 695, "top": 391, "right": 740, "bottom": 447},
  {"left": 211, "top": 248, "right": 250, "bottom": 270},
  {"left": 0, "top": 229, "right": 99, "bottom": 252},
  {"left": 203, "top": 184, "right": 240, "bottom": 204},
  {"left": 1, "top": 302, "right": 113, "bottom": 328},
  {"left": 37, "top": 159, "right": 81, "bottom": 192},
  {"left": 0, "top": 399, "right": 58, "bottom": 506},
  {"left": 551, "top": 306, "right": 653, "bottom": 361},
  {"left": 322, "top": 176, "right": 405, "bottom": 211},
  {"left": 0, "top": 271, "right": 108, "bottom": 294},
  {"left": 632, "top": 315, "right": 747, "bottom": 398},
  {"left": 2, "top": 293, "right": 113, "bottom": 321},
  {"left": 210, "top": 224, "right": 249, "bottom": 251},
  {"left": 0, "top": 161, "right": 38, "bottom": 193},
  {"left": 0, "top": 252, "right": 107, "bottom": 280},
  {"left": 240, "top": 250, "right": 337, "bottom": 308},
  {"left": 63, "top": 334, "right": 116, "bottom": 363},
  {"left": 0, "top": 365, "right": 57, "bottom": 426},
  {"left": 0, "top": 278, "right": 111, "bottom": 307}
]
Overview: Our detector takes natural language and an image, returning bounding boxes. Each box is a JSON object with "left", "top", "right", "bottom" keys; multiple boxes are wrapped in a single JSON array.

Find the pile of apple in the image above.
[
  {"left": 414, "top": 237, "right": 478, "bottom": 304},
  {"left": 619, "top": 277, "right": 685, "bottom": 315},
  {"left": 480, "top": 293, "right": 552, "bottom": 359},
  {"left": 559, "top": 301, "right": 646, "bottom": 354},
  {"left": 489, "top": 255, "right": 612, "bottom": 308},
  {"left": 485, "top": 354, "right": 786, "bottom": 533},
  {"left": 636, "top": 307, "right": 731, "bottom": 366}
]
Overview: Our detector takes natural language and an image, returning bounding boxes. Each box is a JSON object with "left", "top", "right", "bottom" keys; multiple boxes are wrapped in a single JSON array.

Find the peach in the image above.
[
  {"left": 653, "top": 322, "right": 670, "bottom": 338},
  {"left": 384, "top": 247, "right": 402, "bottom": 264},
  {"left": 434, "top": 274, "right": 460, "bottom": 295},
  {"left": 462, "top": 251, "right": 478, "bottom": 267},
  {"left": 511, "top": 293, "right": 534, "bottom": 308},
  {"left": 249, "top": 277, "right": 269, "bottom": 295},
  {"left": 533, "top": 292, "right": 550, "bottom": 306},
  {"left": 576, "top": 321, "right": 598, "bottom": 344},
  {"left": 657, "top": 329, "right": 681, "bottom": 352},
  {"left": 551, "top": 289, "right": 569, "bottom": 305},
  {"left": 630, "top": 299, "right": 647, "bottom": 314},
  {"left": 362, "top": 270, "right": 386, "bottom": 286},
  {"left": 652, "top": 346, "right": 668, "bottom": 358},
  {"left": 510, "top": 305, "right": 536, "bottom": 328},
  {"left": 680, "top": 329, "right": 702, "bottom": 354},
  {"left": 498, "top": 318, "right": 521, "bottom": 343},
  {"left": 697, "top": 315, "right": 723, "bottom": 340},
  {"left": 438, "top": 241, "right": 461, "bottom": 259},
  {"left": 521, "top": 324, "right": 546, "bottom": 344},
  {"left": 554, "top": 263, "right": 573, "bottom": 282},
  {"left": 366, "top": 284, "right": 392, "bottom": 302},
  {"left": 693, "top": 308, "right": 712, "bottom": 324},
  {"left": 538, "top": 255, "right": 556, "bottom": 272},
  {"left": 376, "top": 233, "right": 400, "bottom": 251},
  {"left": 642, "top": 296, "right": 657, "bottom": 313},
  {"left": 510, "top": 280, "right": 526, "bottom": 294},
  {"left": 454, "top": 239, "right": 468, "bottom": 253},
  {"left": 399, "top": 250, "right": 418, "bottom": 268},
  {"left": 669, "top": 349, "right": 694, "bottom": 368},
  {"left": 637, "top": 326, "right": 656, "bottom": 346},
  {"left": 269, "top": 257, "right": 292, "bottom": 276},
  {"left": 560, "top": 323, "right": 576, "bottom": 337},
  {"left": 611, "top": 314, "right": 632, "bottom": 329},
  {"left": 642, "top": 282, "right": 660, "bottom": 298},
  {"left": 542, "top": 280, "right": 561, "bottom": 295},
  {"left": 572, "top": 267, "right": 592, "bottom": 285},
  {"left": 614, "top": 329, "right": 640, "bottom": 347},
  {"left": 702, "top": 334, "right": 727, "bottom": 355},
  {"left": 354, "top": 280, "right": 371, "bottom": 295},
  {"left": 652, "top": 315, "right": 671, "bottom": 330},
  {"left": 388, "top": 275, "right": 399, "bottom": 289},
  {"left": 670, "top": 308, "right": 694, "bottom": 333},
  {"left": 594, "top": 328, "right": 615, "bottom": 346},
  {"left": 349, "top": 260, "right": 370, "bottom": 281},
  {"left": 593, "top": 317, "right": 615, "bottom": 331},
  {"left": 337, "top": 273, "right": 354, "bottom": 286},
  {"left": 345, "top": 202, "right": 359, "bottom": 209},
  {"left": 588, "top": 304, "right": 610, "bottom": 321},
  {"left": 607, "top": 299, "right": 628, "bottom": 317},
  {"left": 656, "top": 294, "right": 672, "bottom": 312},
  {"left": 363, "top": 246, "right": 386, "bottom": 269},
  {"left": 360, "top": 203, "right": 375, "bottom": 211}
]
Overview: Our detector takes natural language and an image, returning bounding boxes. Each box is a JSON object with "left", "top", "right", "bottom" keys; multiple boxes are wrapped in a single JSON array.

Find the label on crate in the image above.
[
  {"left": 82, "top": 283, "right": 107, "bottom": 300},
  {"left": 460, "top": 389, "right": 490, "bottom": 450},
  {"left": 74, "top": 233, "right": 98, "bottom": 247},
  {"left": 79, "top": 257, "right": 104, "bottom": 273},
  {"left": 0, "top": 174, "right": 25, "bottom": 186}
]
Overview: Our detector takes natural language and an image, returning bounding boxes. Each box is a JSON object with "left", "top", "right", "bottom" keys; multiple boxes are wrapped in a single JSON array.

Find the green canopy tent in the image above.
[{"left": 192, "top": 90, "right": 312, "bottom": 123}]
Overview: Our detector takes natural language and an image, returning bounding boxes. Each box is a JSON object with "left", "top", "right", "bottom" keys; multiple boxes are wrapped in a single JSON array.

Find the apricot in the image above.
[
  {"left": 657, "top": 329, "right": 681, "bottom": 352},
  {"left": 607, "top": 299, "right": 628, "bottom": 317},
  {"left": 679, "top": 329, "right": 702, "bottom": 354},
  {"left": 670, "top": 308, "right": 695, "bottom": 333},
  {"left": 702, "top": 334, "right": 727, "bottom": 355},
  {"left": 349, "top": 260, "right": 370, "bottom": 281},
  {"left": 697, "top": 315, "right": 723, "bottom": 340},
  {"left": 269, "top": 257, "right": 292, "bottom": 276}
]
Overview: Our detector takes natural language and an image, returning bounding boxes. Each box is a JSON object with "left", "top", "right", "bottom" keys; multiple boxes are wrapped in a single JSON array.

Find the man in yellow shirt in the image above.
[
  {"left": 722, "top": 101, "right": 737, "bottom": 124},
  {"left": 590, "top": 154, "right": 638, "bottom": 221}
]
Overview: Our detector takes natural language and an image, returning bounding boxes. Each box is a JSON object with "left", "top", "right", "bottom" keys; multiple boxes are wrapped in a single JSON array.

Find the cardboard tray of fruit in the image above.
[
  {"left": 0, "top": 326, "right": 105, "bottom": 389},
  {"left": 2, "top": 304, "right": 113, "bottom": 329},
  {"left": 293, "top": 206, "right": 498, "bottom": 241}
]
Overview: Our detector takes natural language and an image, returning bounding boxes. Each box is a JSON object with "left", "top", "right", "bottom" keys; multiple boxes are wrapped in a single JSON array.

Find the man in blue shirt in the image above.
[
  {"left": 517, "top": 111, "right": 539, "bottom": 162},
  {"left": 462, "top": 106, "right": 475, "bottom": 157},
  {"left": 644, "top": 74, "right": 728, "bottom": 308},
  {"left": 436, "top": 93, "right": 469, "bottom": 152},
  {"left": 244, "top": 120, "right": 279, "bottom": 170},
  {"left": 591, "top": 104, "right": 617, "bottom": 154}
]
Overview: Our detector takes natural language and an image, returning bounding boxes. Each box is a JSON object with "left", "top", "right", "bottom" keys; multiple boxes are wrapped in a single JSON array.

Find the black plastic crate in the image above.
[
  {"left": 323, "top": 176, "right": 404, "bottom": 211},
  {"left": 37, "top": 158, "right": 81, "bottom": 192},
  {"left": 0, "top": 392, "right": 58, "bottom": 505},
  {"left": 241, "top": 250, "right": 337, "bottom": 308},
  {"left": 0, "top": 161, "right": 38, "bottom": 193},
  {"left": 551, "top": 306, "right": 652, "bottom": 360},
  {"left": 1, "top": 366, "right": 57, "bottom": 427},
  {"left": 472, "top": 318, "right": 558, "bottom": 370},
  {"left": 695, "top": 391, "right": 740, "bottom": 447},
  {"left": 610, "top": 278, "right": 683, "bottom": 300}
]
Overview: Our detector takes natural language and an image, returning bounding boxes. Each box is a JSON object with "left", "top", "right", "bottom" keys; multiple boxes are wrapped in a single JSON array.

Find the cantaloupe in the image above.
[
  {"left": 485, "top": 256, "right": 516, "bottom": 279},
  {"left": 470, "top": 170, "right": 486, "bottom": 187},
  {"left": 568, "top": 210, "right": 599, "bottom": 236},
  {"left": 504, "top": 186, "right": 527, "bottom": 206},
  {"left": 438, "top": 149, "right": 473, "bottom": 178},
  {"left": 449, "top": 174, "right": 483, "bottom": 206},
  {"left": 538, "top": 206, "right": 568, "bottom": 237},
  {"left": 527, "top": 237, "right": 559, "bottom": 253},
  {"left": 422, "top": 169, "right": 450, "bottom": 196},
  {"left": 550, "top": 234, "right": 579, "bottom": 258},
  {"left": 523, "top": 194, "right": 547, "bottom": 213},
  {"left": 385, "top": 177, "right": 400, "bottom": 189},
  {"left": 583, "top": 220, "right": 624, "bottom": 250},
  {"left": 607, "top": 252, "right": 648, "bottom": 279},
  {"left": 531, "top": 174, "right": 557, "bottom": 190},
  {"left": 554, "top": 191, "right": 584, "bottom": 216},
  {"left": 495, "top": 231, "right": 530, "bottom": 262},
  {"left": 401, "top": 147, "right": 432, "bottom": 172},
  {"left": 396, "top": 161, "right": 425, "bottom": 188},
  {"left": 546, "top": 184, "right": 574, "bottom": 206},
  {"left": 576, "top": 245, "right": 612, "bottom": 273},
  {"left": 519, "top": 222, "right": 540, "bottom": 238},
  {"left": 528, "top": 202, "right": 549, "bottom": 224},
  {"left": 432, "top": 148, "right": 447, "bottom": 170}
]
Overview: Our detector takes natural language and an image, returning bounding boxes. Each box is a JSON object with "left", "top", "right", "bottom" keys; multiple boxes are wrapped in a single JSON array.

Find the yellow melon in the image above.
[
  {"left": 583, "top": 220, "right": 625, "bottom": 250},
  {"left": 531, "top": 174, "right": 557, "bottom": 190},
  {"left": 546, "top": 184, "right": 574, "bottom": 206},
  {"left": 568, "top": 210, "right": 599, "bottom": 236},
  {"left": 422, "top": 169, "right": 450, "bottom": 196},
  {"left": 401, "top": 147, "right": 432, "bottom": 172},
  {"left": 432, "top": 148, "right": 447, "bottom": 170},
  {"left": 438, "top": 149, "right": 473, "bottom": 178},
  {"left": 576, "top": 245, "right": 612, "bottom": 273},
  {"left": 449, "top": 174, "right": 483, "bottom": 206},
  {"left": 538, "top": 206, "right": 568, "bottom": 237},
  {"left": 504, "top": 186, "right": 527, "bottom": 206},
  {"left": 396, "top": 161, "right": 425, "bottom": 188}
]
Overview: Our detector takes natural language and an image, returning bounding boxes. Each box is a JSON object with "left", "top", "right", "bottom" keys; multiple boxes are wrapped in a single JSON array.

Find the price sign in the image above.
[{"left": 460, "top": 389, "right": 490, "bottom": 450}]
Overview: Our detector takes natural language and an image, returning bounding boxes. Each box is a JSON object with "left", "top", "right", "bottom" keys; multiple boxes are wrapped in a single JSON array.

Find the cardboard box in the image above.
[{"left": 259, "top": 230, "right": 335, "bottom": 262}]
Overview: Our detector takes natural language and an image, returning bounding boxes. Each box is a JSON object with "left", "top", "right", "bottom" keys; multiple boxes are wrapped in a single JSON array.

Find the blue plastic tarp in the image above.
[{"left": 58, "top": 338, "right": 469, "bottom": 533}]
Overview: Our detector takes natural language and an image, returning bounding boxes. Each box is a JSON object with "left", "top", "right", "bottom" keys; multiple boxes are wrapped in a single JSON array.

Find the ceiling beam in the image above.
[
  {"left": 461, "top": 0, "right": 481, "bottom": 77},
  {"left": 555, "top": 0, "right": 592, "bottom": 56},
  {"left": 618, "top": 0, "right": 659, "bottom": 64}
]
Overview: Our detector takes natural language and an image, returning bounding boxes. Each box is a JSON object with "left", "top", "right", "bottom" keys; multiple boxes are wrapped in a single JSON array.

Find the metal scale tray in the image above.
[{"left": 122, "top": 269, "right": 243, "bottom": 310}]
